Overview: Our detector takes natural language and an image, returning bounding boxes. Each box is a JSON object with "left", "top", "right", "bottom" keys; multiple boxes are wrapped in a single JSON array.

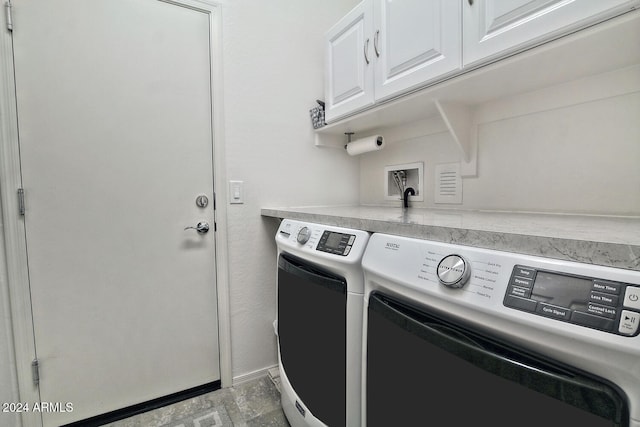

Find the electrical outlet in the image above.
[{"left": 384, "top": 162, "right": 424, "bottom": 201}]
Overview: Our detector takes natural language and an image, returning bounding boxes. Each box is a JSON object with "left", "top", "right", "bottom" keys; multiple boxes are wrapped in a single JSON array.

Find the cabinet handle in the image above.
[
  {"left": 374, "top": 30, "right": 380, "bottom": 57},
  {"left": 364, "top": 38, "right": 370, "bottom": 64}
]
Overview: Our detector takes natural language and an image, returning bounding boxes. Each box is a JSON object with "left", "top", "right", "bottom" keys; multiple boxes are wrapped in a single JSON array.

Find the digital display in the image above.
[
  {"left": 531, "top": 271, "right": 592, "bottom": 310},
  {"left": 317, "top": 231, "right": 354, "bottom": 256},
  {"left": 324, "top": 232, "right": 343, "bottom": 250}
]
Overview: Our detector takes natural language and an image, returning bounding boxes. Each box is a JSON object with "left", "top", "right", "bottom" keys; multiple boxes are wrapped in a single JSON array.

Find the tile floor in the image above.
[{"left": 103, "top": 375, "right": 289, "bottom": 427}]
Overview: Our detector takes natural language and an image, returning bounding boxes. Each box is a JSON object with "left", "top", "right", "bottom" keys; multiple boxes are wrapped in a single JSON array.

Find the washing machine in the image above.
[
  {"left": 362, "top": 233, "right": 639, "bottom": 427},
  {"left": 275, "top": 219, "right": 369, "bottom": 427}
]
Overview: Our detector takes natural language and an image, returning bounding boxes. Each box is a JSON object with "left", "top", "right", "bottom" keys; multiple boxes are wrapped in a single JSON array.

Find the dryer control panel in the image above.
[
  {"left": 504, "top": 265, "right": 640, "bottom": 336},
  {"left": 276, "top": 219, "right": 369, "bottom": 261}
]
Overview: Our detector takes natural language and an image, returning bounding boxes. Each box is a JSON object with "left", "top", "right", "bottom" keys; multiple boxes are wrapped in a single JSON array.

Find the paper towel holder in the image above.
[
  {"left": 344, "top": 132, "right": 355, "bottom": 149},
  {"left": 345, "top": 134, "right": 386, "bottom": 156}
]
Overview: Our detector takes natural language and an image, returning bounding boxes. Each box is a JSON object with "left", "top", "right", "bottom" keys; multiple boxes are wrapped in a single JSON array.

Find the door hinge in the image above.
[
  {"left": 213, "top": 191, "right": 216, "bottom": 210},
  {"left": 5, "top": 1, "right": 13, "bottom": 32},
  {"left": 17, "top": 188, "right": 25, "bottom": 215},
  {"left": 31, "top": 359, "right": 40, "bottom": 386}
]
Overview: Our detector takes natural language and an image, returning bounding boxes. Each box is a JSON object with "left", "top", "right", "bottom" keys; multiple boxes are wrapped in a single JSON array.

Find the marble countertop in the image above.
[{"left": 261, "top": 205, "right": 640, "bottom": 271}]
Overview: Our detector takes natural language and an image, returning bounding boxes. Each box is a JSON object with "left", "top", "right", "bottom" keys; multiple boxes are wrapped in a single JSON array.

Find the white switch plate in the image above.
[{"left": 229, "top": 180, "right": 244, "bottom": 204}]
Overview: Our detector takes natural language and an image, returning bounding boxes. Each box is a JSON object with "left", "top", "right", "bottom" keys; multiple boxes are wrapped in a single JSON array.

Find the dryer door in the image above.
[
  {"left": 366, "top": 292, "right": 628, "bottom": 427},
  {"left": 278, "top": 254, "right": 347, "bottom": 427}
]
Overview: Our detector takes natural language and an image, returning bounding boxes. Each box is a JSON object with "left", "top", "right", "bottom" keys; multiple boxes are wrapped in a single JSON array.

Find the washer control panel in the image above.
[{"left": 504, "top": 265, "right": 640, "bottom": 336}]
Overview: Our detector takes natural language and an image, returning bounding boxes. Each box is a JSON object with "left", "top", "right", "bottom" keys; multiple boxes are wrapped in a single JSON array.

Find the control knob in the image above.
[
  {"left": 297, "top": 227, "right": 312, "bottom": 244},
  {"left": 437, "top": 254, "right": 470, "bottom": 288}
]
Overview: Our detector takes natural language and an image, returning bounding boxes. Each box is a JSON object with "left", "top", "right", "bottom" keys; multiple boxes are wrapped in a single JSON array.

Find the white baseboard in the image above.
[{"left": 232, "top": 364, "right": 278, "bottom": 387}]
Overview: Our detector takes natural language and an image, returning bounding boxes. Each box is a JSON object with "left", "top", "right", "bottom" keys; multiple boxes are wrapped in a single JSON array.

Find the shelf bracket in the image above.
[
  {"left": 314, "top": 132, "right": 348, "bottom": 148},
  {"left": 434, "top": 100, "right": 477, "bottom": 177}
]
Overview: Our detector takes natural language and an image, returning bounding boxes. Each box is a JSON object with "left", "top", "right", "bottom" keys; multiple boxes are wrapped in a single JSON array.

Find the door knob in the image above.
[{"left": 184, "top": 222, "right": 210, "bottom": 234}]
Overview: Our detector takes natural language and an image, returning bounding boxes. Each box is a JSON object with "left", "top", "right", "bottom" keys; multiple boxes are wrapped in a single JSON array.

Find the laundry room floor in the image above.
[{"left": 103, "top": 374, "right": 289, "bottom": 427}]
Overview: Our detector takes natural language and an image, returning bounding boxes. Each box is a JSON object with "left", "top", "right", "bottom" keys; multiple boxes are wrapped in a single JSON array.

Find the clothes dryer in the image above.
[{"left": 362, "top": 233, "right": 639, "bottom": 427}]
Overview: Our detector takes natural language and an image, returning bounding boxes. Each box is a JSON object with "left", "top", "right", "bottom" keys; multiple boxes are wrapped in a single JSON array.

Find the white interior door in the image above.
[{"left": 12, "top": 1, "right": 220, "bottom": 425}]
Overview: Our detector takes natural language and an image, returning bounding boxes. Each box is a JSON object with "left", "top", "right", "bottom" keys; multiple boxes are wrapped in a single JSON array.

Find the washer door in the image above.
[
  {"left": 278, "top": 254, "right": 347, "bottom": 427},
  {"left": 366, "top": 292, "right": 628, "bottom": 427}
]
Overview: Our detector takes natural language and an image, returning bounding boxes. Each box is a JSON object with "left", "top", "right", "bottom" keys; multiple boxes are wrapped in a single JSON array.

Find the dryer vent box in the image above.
[{"left": 435, "top": 163, "right": 462, "bottom": 204}]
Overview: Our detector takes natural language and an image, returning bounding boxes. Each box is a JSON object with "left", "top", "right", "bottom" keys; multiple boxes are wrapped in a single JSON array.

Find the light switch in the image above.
[{"left": 229, "top": 180, "right": 244, "bottom": 204}]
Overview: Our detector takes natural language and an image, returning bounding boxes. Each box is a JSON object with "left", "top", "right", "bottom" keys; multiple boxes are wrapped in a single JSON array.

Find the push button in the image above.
[
  {"left": 536, "top": 303, "right": 571, "bottom": 320},
  {"left": 509, "top": 286, "right": 531, "bottom": 299},
  {"left": 511, "top": 276, "right": 534, "bottom": 289},
  {"left": 572, "top": 311, "right": 615, "bottom": 332},
  {"left": 586, "top": 303, "right": 617, "bottom": 319},
  {"left": 592, "top": 280, "right": 622, "bottom": 295},
  {"left": 618, "top": 310, "right": 640, "bottom": 336},
  {"left": 589, "top": 291, "right": 619, "bottom": 307},
  {"left": 504, "top": 295, "right": 537, "bottom": 312},
  {"left": 514, "top": 266, "right": 536, "bottom": 279},
  {"left": 623, "top": 286, "right": 640, "bottom": 310}
]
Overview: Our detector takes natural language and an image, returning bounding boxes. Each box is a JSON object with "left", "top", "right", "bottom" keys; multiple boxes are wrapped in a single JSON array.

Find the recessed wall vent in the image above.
[{"left": 435, "top": 163, "right": 462, "bottom": 204}]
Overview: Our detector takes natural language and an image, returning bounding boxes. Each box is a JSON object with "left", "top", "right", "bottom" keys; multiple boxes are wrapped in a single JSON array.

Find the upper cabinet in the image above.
[
  {"left": 463, "top": 0, "right": 640, "bottom": 66},
  {"left": 323, "top": 0, "right": 640, "bottom": 124},
  {"left": 325, "top": 0, "right": 461, "bottom": 123},
  {"left": 324, "top": 1, "right": 375, "bottom": 122},
  {"left": 373, "top": 0, "right": 461, "bottom": 101}
]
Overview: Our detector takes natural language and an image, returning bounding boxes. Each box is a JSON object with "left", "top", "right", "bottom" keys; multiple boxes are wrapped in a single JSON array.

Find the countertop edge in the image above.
[{"left": 261, "top": 208, "right": 640, "bottom": 271}]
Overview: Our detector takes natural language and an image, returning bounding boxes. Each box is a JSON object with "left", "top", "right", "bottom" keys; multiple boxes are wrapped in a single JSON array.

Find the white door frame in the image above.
[{"left": 0, "top": 1, "right": 232, "bottom": 426}]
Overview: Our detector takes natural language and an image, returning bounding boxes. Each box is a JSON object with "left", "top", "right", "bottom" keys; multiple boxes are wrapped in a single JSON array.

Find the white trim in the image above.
[
  {"left": 163, "top": 0, "right": 233, "bottom": 391},
  {"left": 0, "top": 7, "right": 42, "bottom": 427},
  {"left": 232, "top": 365, "right": 279, "bottom": 387},
  {"left": 204, "top": 0, "right": 234, "bottom": 389},
  {"left": 0, "top": 3, "right": 232, "bottom": 427},
  {"left": 171, "top": 0, "right": 233, "bottom": 392}
]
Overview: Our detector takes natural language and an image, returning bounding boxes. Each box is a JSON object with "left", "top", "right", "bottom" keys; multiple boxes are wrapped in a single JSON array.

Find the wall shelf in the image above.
[{"left": 314, "top": 9, "right": 640, "bottom": 177}]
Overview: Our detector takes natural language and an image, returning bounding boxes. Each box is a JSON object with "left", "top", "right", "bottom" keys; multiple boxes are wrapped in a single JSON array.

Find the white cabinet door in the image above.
[
  {"left": 325, "top": 0, "right": 375, "bottom": 123},
  {"left": 463, "top": 0, "right": 640, "bottom": 66},
  {"left": 374, "top": 0, "right": 461, "bottom": 101}
]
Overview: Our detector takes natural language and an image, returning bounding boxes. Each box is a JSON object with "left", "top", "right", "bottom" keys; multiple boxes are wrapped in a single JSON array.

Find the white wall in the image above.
[
  {"left": 360, "top": 66, "right": 640, "bottom": 216},
  {"left": 219, "top": 0, "right": 360, "bottom": 380}
]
